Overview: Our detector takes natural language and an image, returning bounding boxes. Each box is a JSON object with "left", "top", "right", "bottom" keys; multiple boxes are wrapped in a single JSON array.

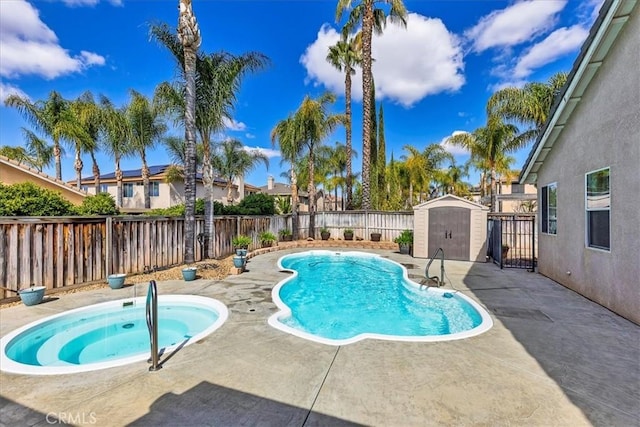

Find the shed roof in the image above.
[{"left": 413, "top": 194, "right": 489, "bottom": 211}]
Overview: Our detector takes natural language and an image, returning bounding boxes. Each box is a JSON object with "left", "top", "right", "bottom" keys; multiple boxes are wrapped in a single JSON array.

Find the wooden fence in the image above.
[{"left": 0, "top": 211, "right": 413, "bottom": 297}]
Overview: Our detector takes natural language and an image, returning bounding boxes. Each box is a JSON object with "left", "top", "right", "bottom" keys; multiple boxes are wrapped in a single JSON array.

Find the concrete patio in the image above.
[{"left": 1, "top": 248, "right": 638, "bottom": 426}]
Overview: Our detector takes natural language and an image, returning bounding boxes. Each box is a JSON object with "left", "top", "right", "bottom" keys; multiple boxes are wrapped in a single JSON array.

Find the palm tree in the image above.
[
  {"left": 99, "top": 95, "right": 132, "bottom": 208},
  {"left": 487, "top": 71, "right": 568, "bottom": 143},
  {"left": 177, "top": 0, "right": 201, "bottom": 264},
  {"left": 0, "top": 145, "right": 31, "bottom": 164},
  {"left": 70, "top": 91, "right": 102, "bottom": 191},
  {"left": 151, "top": 21, "right": 269, "bottom": 259},
  {"left": 271, "top": 116, "right": 301, "bottom": 238},
  {"left": 212, "top": 139, "right": 268, "bottom": 203},
  {"left": 5, "top": 91, "right": 81, "bottom": 180},
  {"left": 327, "top": 31, "right": 361, "bottom": 210},
  {"left": 125, "top": 90, "right": 167, "bottom": 209},
  {"left": 447, "top": 115, "right": 524, "bottom": 212},
  {"left": 336, "top": 0, "right": 407, "bottom": 209}
]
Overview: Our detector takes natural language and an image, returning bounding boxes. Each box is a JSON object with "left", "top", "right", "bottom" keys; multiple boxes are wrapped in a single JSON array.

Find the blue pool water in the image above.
[
  {"left": 0, "top": 295, "right": 228, "bottom": 375},
  {"left": 268, "top": 251, "right": 492, "bottom": 345}
]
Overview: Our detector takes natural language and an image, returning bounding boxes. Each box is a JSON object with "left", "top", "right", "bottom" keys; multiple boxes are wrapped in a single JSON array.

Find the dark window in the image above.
[
  {"left": 150, "top": 182, "right": 159, "bottom": 197},
  {"left": 123, "top": 183, "right": 134, "bottom": 198},
  {"left": 586, "top": 168, "right": 610, "bottom": 250},
  {"left": 541, "top": 183, "right": 557, "bottom": 235}
]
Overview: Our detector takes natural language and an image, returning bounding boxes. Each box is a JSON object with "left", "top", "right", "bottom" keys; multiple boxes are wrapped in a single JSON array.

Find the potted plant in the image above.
[
  {"left": 279, "top": 228, "right": 293, "bottom": 242},
  {"left": 394, "top": 229, "right": 414, "bottom": 255},
  {"left": 320, "top": 227, "right": 330, "bottom": 240},
  {"left": 233, "top": 255, "right": 247, "bottom": 270},
  {"left": 182, "top": 267, "right": 197, "bottom": 281},
  {"left": 343, "top": 228, "right": 354, "bottom": 240},
  {"left": 259, "top": 231, "right": 277, "bottom": 248},
  {"left": 232, "top": 235, "right": 252, "bottom": 256},
  {"left": 370, "top": 231, "right": 382, "bottom": 242}
]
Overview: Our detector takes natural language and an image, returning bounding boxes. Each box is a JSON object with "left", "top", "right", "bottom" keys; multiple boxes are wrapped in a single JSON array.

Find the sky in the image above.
[{"left": 0, "top": 0, "right": 603, "bottom": 190}]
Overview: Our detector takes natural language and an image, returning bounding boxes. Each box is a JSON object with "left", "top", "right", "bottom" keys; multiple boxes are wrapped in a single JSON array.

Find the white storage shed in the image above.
[{"left": 413, "top": 195, "right": 489, "bottom": 262}]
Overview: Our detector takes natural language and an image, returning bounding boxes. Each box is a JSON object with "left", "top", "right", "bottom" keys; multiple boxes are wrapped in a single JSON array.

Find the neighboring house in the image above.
[
  {"left": 78, "top": 165, "right": 260, "bottom": 212},
  {"left": 259, "top": 175, "right": 310, "bottom": 212},
  {"left": 495, "top": 178, "right": 537, "bottom": 213},
  {"left": 520, "top": 0, "right": 638, "bottom": 324},
  {"left": 0, "top": 155, "right": 88, "bottom": 205}
]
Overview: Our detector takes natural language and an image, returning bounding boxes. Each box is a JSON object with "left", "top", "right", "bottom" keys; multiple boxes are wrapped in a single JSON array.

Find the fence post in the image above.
[
  {"left": 365, "top": 210, "right": 369, "bottom": 237},
  {"left": 105, "top": 216, "right": 112, "bottom": 277}
]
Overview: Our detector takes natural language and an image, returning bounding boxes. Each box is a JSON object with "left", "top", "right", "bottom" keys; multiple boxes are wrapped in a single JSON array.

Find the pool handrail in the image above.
[
  {"left": 146, "top": 280, "right": 161, "bottom": 371},
  {"left": 425, "top": 247, "right": 445, "bottom": 287}
]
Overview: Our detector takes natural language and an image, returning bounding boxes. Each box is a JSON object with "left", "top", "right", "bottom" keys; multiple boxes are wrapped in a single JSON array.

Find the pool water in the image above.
[
  {"left": 1, "top": 295, "right": 228, "bottom": 375},
  {"left": 268, "top": 251, "right": 492, "bottom": 345}
]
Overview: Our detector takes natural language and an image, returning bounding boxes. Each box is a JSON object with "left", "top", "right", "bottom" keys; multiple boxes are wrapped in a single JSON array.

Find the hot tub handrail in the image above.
[{"left": 146, "top": 280, "right": 161, "bottom": 371}]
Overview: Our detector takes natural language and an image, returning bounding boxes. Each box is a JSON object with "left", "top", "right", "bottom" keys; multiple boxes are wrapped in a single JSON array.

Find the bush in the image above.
[
  {"left": 0, "top": 182, "right": 76, "bottom": 216},
  {"left": 232, "top": 234, "right": 252, "bottom": 248},
  {"left": 236, "top": 193, "right": 275, "bottom": 215},
  {"left": 259, "top": 231, "right": 277, "bottom": 244},
  {"left": 78, "top": 192, "right": 119, "bottom": 215}
]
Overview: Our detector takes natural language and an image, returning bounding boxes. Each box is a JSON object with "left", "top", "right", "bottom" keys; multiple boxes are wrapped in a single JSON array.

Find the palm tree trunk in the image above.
[
  {"left": 345, "top": 68, "right": 353, "bottom": 210},
  {"left": 115, "top": 161, "right": 123, "bottom": 208},
  {"left": 74, "top": 147, "right": 83, "bottom": 189},
  {"left": 290, "top": 167, "right": 299, "bottom": 240},
  {"left": 53, "top": 139, "right": 62, "bottom": 181},
  {"left": 308, "top": 150, "right": 316, "bottom": 238},
  {"left": 490, "top": 167, "right": 497, "bottom": 213},
  {"left": 202, "top": 144, "right": 215, "bottom": 258},
  {"left": 91, "top": 152, "right": 101, "bottom": 194},
  {"left": 178, "top": 0, "right": 201, "bottom": 265},
  {"left": 360, "top": 0, "right": 374, "bottom": 210},
  {"left": 141, "top": 155, "right": 151, "bottom": 209}
]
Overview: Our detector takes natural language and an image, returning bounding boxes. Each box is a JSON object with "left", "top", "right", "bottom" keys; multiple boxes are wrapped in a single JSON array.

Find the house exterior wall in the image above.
[
  {"left": 536, "top": 8, "right": 639, "bottom": 324},
  {"left": 497, "top": 183, "right": 538, "bottom": 213},
  {"left": 0, "top": 162, "right": 86, "bottom": 205}
]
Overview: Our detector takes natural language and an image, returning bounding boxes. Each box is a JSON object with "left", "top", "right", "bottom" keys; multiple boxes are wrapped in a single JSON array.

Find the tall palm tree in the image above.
[
  {"left": 327, "top": 31, "right": 361, "bottom": 210},
  {"left": 336, "top": 0, "right": 407, "bottom": 209},
  {"left": 99, "top": 95, "right": 132, "bottom": 208},
  {"left": 71, "top": 91, "right": 103, "bottom": 191},
  {"left": 447, "top": 115, "right": 524, "bottom": 212},
  {"left": 5, "top": 91, "right": 81, "bottom": 180},
  {"left": 125, "top": 90, "right": 167, "bottom": 209},
  {"left": 177, "top": 0, "right": 201, "bottom": 264},
  {"left": 487, "top": 71, "right": 568, "bottom": 143},
  {"left": 13, "top": 129, "right": 54, "bottom": 171},
  {"left": 212, "top": 139, "right": 268, "bottom": 203},
  {"left": 0, "top": 145, "right": 31, "bottom": 164},
  {"left": 151, "top": 21, "right": 268, "bottom": 259}
]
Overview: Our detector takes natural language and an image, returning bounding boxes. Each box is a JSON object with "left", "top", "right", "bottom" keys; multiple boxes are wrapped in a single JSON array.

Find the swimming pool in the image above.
[
  {"left": 0, "top": 295, "right": 228, "bottom": 375},
  {"left": 268, "top": 251, "right": 492, "bottom": 345}
]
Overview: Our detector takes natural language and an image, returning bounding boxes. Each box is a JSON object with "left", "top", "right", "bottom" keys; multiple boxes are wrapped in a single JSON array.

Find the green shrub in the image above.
[
  {"left": 259, "top": 231, "right": 277, "bottom": 244},
  {"left": 237, "top": 193, "right": 275, "bottom": 215},
  {"left": 279, "top": 228, "right": 292, "bottom": 237},
  {"left": 0, "top": 182, "right": 76, "bottom": 216},
  {"left": 79, "top": 192, "right": 119, "bottom": 215},
  {"left": 394, "top": 229, "right": 414, "bottom": 245},
  {"left": 232, "top": 234, "right": 252, "bottom": 248}
]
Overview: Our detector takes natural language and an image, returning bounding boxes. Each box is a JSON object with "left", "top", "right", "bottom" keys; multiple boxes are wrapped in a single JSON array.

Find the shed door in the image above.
[{"left": 428, "top": 207, "right": 471, "bottom": 261}]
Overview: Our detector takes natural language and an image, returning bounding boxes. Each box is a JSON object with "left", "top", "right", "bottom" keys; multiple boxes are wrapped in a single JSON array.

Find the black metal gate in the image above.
[{"left": 488, "top": 214, "right": 536, "bottom": 270}]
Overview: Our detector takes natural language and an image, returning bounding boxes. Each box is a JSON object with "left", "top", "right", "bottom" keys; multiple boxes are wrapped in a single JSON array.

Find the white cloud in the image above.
[
  {"left": 440, "top": 131, "right": 471, "bottom": 156},
  {"left": 223, "top": 117, "right": 247, "bottom": 131},
  {"left": 243, "top": 146, "right": 280, "bottom": 159},
  {"left": 245, "top": 133, "right": 256, "bottom": 139},
  {"left": 0, "top": 82, "right": 29, "bottom": 103},
  {"left": 62, "top": 0, "right": 122, "bottom": 6},
  {"left": 465, "top": 0, "right": 567, "bottom": 52},
  {"left": 514, "top": 25, "right": 589, "bottom": 78},
  {"left": 0, "top": 0, "right": 106, "bottom": 80},
  {"left": 301, "top": 13, "right": 465, "bottom": 107}
]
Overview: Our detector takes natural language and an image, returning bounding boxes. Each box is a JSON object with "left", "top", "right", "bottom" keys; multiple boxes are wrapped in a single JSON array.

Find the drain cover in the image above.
[{"left": 122, "top": 323, "right": 135, "bottom": 329}]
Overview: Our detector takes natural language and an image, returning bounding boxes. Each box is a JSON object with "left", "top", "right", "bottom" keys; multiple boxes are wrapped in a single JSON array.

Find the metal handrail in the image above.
[
  {"left": 425, "top": 248, "right": 445, "bottom": 287},
  {"left": 146, "top": 280, "right": 161, "bottom": 371}
]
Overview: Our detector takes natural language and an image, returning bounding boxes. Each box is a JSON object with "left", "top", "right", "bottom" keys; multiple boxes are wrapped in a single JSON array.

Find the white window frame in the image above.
[
  {"left": 541, "top": 182, "right": 557, "bottom": 235},
  {"left": 585, "top": 167, "right": 610, "bottom": 251},
  {"left": 99, "top": 184, "right": 109, "bottom": 193}
]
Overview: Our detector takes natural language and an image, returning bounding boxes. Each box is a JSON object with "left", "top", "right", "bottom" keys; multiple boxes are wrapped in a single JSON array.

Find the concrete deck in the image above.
[{"left": 1, "top": 248, "right": 638, "bottom": 426}]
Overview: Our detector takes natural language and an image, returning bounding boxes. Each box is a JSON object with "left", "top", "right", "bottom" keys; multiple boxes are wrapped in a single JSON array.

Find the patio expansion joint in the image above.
[{"left": 301, "top": 345, "right": 341, "bottom": 427}]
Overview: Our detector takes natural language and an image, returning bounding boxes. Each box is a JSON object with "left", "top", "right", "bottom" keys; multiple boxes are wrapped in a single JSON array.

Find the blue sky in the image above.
[{"left": 0, "top": 0, "right": 602, "bottom": 189}]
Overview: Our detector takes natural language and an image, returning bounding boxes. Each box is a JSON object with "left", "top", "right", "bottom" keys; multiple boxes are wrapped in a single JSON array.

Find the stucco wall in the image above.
[
  {"left": 536, "top": 8, "right": 639, "bottom": 324},
  {"left": 0, "top": 164, "right": 86, "bottom": 205}
]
